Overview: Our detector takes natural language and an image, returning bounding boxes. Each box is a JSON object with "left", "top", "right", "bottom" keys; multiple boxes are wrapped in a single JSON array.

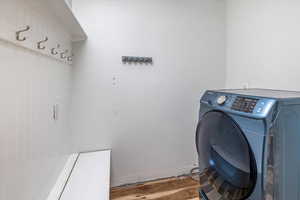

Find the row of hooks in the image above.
[{"left": 16, "top": 25, "right": 73, "bottom": 62}]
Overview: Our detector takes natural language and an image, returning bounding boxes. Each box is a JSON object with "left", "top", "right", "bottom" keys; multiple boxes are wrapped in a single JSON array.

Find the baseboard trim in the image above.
[{"left": 112, "top": 164, "right": 197, "bottom": 187}]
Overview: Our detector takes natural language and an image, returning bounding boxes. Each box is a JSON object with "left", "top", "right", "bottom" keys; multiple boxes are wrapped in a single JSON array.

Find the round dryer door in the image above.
[{"left": 196, "top": 111, "right": 257, "bottom": 200}]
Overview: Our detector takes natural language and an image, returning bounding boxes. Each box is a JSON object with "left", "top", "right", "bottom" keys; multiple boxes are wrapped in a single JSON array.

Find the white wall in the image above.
[
  {"left": 0, "top": 1, "right": 72, "bottom": 199},
  {"left": 71, "top": 0, "right": 225, "bottom": 186},
  {"left": 226, "top": 0, "right": 300, "bottom": 90}
]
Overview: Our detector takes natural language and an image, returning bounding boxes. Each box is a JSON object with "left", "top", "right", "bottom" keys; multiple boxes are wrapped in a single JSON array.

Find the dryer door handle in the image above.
[{"left": 199, "top": 189, "right": 210, "bottom": 200}]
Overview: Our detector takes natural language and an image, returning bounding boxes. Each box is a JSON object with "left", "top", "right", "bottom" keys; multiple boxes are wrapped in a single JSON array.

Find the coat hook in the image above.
[
  {"left": 51, "top": 44, "right": 60, "bottom": 55},
  {"left": 60, "top": 50, "right": 69, "bottom": 59},
  {"left": 16, "top": 25, "right": 30, "bottom": 41},
  {"left": 67, "top": 54, "right": 74, "bottom": 62},
  {"left": 37, "top": 37, "right": 48, "bottom": 50}
]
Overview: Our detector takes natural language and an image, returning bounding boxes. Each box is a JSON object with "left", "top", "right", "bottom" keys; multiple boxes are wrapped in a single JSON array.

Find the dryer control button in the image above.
[
  {"left": 257, "top": 107, "right": 263, "bottom": 113},
  {"left": 217, "top": 96, "right": 227, "bottom": 105}
]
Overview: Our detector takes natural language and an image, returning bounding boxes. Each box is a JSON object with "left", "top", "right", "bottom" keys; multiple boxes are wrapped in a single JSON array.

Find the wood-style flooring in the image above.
[{"left": 111, "top": 176, "right": 200, "bottom": 200}]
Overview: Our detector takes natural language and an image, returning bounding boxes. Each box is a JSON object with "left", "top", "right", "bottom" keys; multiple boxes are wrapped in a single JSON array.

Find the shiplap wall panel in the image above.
[{"left": 0, "top": 0, "right": 73, "bottom": 199}]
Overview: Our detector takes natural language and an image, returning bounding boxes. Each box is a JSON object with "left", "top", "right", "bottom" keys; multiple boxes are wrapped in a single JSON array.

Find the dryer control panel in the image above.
[
  {"left": 231, "top": 96, "right": 258, "bottom": 113},
  {"left": 200, "top": 91, "right": 277, "bottom": 119}
]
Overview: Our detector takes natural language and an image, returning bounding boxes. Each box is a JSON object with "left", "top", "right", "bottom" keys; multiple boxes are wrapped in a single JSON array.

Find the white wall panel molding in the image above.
[
  {"left": 0, "top": 37, "right": 72, "bottom": 200},
  {"left": 0, "top": 35, "right": 71, "bottom": 65},
  {"left": 0, "top": 1, "right": 74, "bottom": 199}
]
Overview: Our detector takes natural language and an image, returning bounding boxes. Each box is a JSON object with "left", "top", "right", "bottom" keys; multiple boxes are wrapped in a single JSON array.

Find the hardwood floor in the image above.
[{"left": 111, "top": 176, "right": 200, "bottom": 200}]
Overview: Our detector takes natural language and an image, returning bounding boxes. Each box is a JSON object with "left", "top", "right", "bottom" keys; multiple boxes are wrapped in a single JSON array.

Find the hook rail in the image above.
[
  {"left": 37, "top": 37, "right": 49, "bottom": 50},
  {"left": 16, "top": 26, "right": 30, "bottom": 41},
  {"left": 13, "top": 25, "right": 72, "bottom": 64},
  {"left": 51, "top": 44, "right": 61, "bottom": 55},
  {"left": 61, "top": 50, "right": 69, "bottom": 59},
  {"left": 67, "top": 54, "right": 74, "bottom": 62}
]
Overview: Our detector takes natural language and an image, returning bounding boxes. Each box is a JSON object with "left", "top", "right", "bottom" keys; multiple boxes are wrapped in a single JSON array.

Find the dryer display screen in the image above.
[{"left": 231, "top": 97, "right": 258, "bottom": 113}]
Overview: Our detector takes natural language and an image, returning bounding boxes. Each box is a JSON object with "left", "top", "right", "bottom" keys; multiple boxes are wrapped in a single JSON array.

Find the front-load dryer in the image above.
[{"left": 196, "top": 89, "right": 300, "bottom": 200}]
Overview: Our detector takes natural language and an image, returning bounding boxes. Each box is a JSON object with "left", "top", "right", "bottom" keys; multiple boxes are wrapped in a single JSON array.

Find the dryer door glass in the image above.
[{"left": 196, "top": 111, "right": 257, "bottom": 200}]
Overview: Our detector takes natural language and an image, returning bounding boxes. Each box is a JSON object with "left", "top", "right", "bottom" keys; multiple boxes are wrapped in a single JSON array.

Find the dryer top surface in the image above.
[{"left": 217, "top": 89, "right": 300, "bottom": 99}]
